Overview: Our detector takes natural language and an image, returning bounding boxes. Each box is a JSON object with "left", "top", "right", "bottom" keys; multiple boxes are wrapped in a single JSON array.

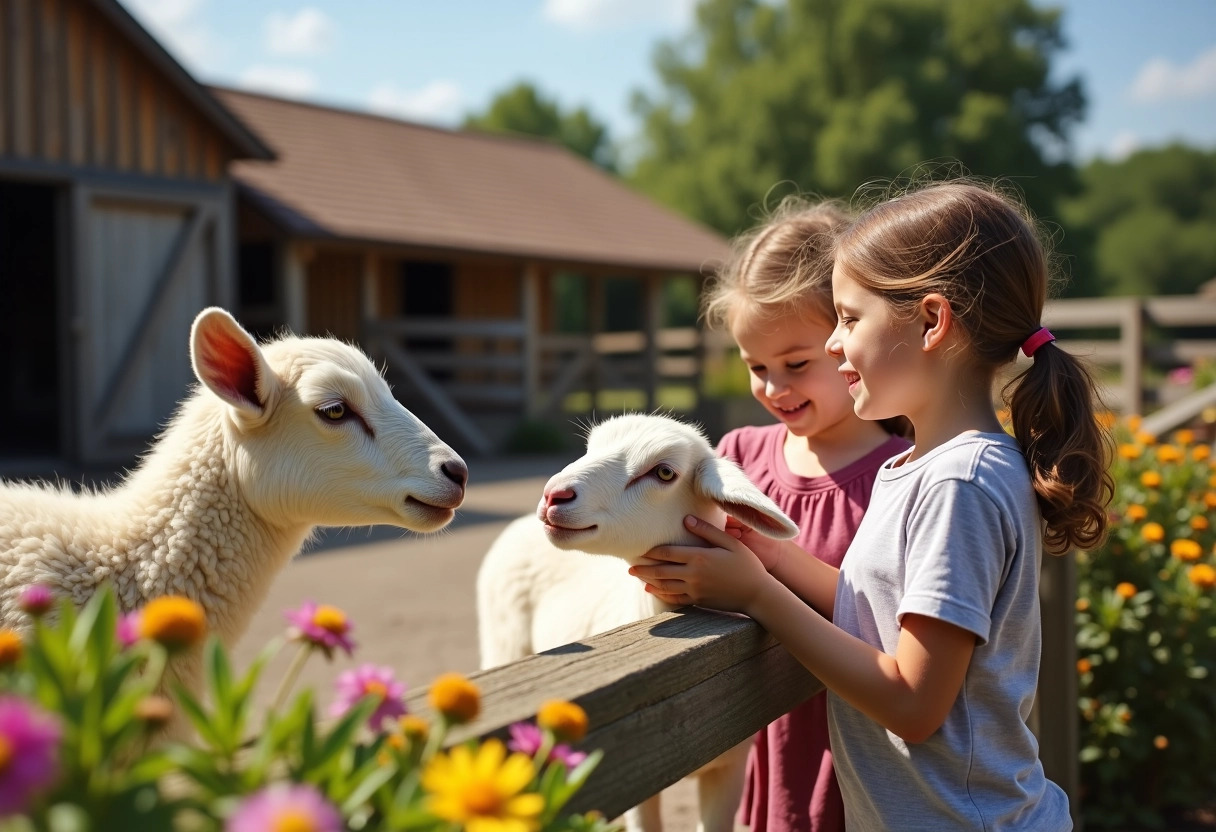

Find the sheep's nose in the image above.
[
  {"left": 441, "top": 460, "right": 468, "bottom": 493},
  {"left": 543, "top": 487, "right": 576, "bottom": 508}
]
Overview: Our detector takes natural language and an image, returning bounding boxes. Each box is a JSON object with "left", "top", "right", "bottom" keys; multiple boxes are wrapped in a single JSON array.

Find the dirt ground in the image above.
[{"left": 230, "top": 453, "right": 705, "bottom": 830}]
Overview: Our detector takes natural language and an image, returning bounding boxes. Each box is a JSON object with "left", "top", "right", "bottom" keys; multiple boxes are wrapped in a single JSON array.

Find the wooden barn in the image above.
[
  {"left": 215, "top": 89, "right": 730, "bottom": 455},
  {"left": 0, "top": 0, "right": 273, "bottom": 467}
]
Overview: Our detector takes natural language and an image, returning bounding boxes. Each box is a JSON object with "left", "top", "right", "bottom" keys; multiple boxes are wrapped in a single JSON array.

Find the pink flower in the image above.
[
  {"left": 551, "top": 744, "right": 588, "bottom": 769},
  {"left": 329, "top": 664, "right": 407, "bottom": 730},
  {"left": 0, "top": 696, "right": 61, "bottom": 816},
  {"left": 284, "top": 601, "right": 356, "bottom": 658},
  {"left": 508, "top": 721, "right": 587, "bottom": 769},
  {"left": 1168, "top": 366, "right": 1194, "bottom": 385},
  {"left": 226, "top": 783, "right": 342, "bottom": 832},
  {"left": 116, "top": 611, "right": 143, "bottom": 649},
  {"left": 17, "top": 586, "right": 54, "bottom": 618}
]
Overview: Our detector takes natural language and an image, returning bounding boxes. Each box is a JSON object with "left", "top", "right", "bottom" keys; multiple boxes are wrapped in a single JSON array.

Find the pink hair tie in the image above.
[{"left": 1021, "top": 327, "right": 1056, "bottom": 358}]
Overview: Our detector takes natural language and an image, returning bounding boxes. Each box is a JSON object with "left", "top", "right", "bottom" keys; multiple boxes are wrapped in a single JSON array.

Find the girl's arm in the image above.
[
  {"left": 719, "top": 518, "right": 840, "bottom": 617},
  {"left": 631, "top": 516, "right": 975, "bottom": 743}
]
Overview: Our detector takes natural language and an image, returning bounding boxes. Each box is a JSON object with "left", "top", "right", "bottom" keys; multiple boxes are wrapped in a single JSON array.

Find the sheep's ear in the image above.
[
  {"left": 190, "top": 307, "right": 278, "bottom": 420},
  {"left": 693, "top": 457, "right": 799, "bottom": 539}
]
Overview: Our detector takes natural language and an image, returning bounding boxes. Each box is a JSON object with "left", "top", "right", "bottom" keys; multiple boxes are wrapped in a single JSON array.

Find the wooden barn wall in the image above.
[
  {"left": 0, "top": 0, "right": 231, "bottom": 179},
  {"left": 306, "top": 251, "right": 361, "bottom": 342}
]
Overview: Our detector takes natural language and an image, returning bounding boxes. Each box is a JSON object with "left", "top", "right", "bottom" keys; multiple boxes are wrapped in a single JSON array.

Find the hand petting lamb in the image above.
[
  {"left": 0, "top": 307, "right": 467, "bottom": 697},
  {"left": 476, "top": 413, "right": 797, "bottom": 832}
]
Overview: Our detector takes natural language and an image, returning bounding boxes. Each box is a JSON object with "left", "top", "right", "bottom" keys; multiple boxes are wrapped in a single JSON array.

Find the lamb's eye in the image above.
[
  {"left": 317, "top": 402, "right": 346, "bottom": 421},
  {"left": 654, "top": 464, "right": 677, "bottom": 482}
]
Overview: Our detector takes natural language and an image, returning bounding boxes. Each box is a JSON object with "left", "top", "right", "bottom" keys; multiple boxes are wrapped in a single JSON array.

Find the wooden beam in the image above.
[
  {"left": 643, "top": 274, "right": 662, "bottom": 411},
  {"left": 522, "top": 262, "right": 541, "bottom": 418},
  {"left": 379, "top": 340, "right": 495, "bottom": 455}
]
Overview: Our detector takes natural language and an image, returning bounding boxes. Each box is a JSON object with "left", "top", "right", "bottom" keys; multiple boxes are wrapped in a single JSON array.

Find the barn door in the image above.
[{"left": 71, "top": 181, "right": 233, "bottom": 464}]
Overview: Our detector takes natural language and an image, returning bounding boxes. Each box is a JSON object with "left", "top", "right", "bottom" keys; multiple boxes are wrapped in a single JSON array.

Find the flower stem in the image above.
[{"left": 270, "top": 642, "right": 313, "bottom": 713}]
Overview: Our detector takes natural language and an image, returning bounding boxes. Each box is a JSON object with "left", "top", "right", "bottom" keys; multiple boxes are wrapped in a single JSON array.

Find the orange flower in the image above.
[
  {"left": 1156, "top": 445, "right": 1183, "bottom": 464},
  {"left": 140, "top": 596, "right": 207, "bottom": 651},
  {"left": 1126, "top": 414, "right": 1143, "bottom": 432},
  {"left": 1096, "top": 411, "right": 1117, "bottom": 429},
  {"left": 1140, "top": 471, "right": 1162, "bottom": 488},
  {"left": 1154, "top": 735, "right": 1169, "bottom": 750},
  {"left": 1142, "top": 522, "right": 1165, "bottom": 543},
  {"left": 537, "top": 700, "right": 589, "bottom": 743},
  {"left": 1075, "top": 597, "right": 1090, "bottom": 612},
  {"left": 1175, "top": 429, "right": 1195, "bottom": 446},
  {"left": 1171, "top": 539, "right": 1203, "bottom": 562},
  {"left": 428, "top": 673, "right": 481, "bottom": 724},
  {"left": 1076, "top": 658, "right": 1092, "bottom": 674},
  {"left": 1204, "top": 492, "right": 1216, "bottom": 509},
  {"left": 1115, "top": 582, "right": 1137, "bottom": 600},
  {"left": 1188, "top": 564, "right": 1216, "bottom": 590},
  {"left": 1118, "top": 444, "right": 1143, "bottom": 461},
  {"left": 400, "top": 715, "right": 430, "bottom": 742},
  {"left": 1208, "top": 475, "right": 1216, "bottom": 489},
  {"left": 1120, "top": 709, "right": 1133, "bottom": 723},
  {"left": 1135, "top": 430, "right": 1157, "bottom": 446},
  {"left": 1126, "top": 504, "right": 1148, "bottom": 521},
  {"left": 1194, "top": 445, "right": 1212, "bottom": 462},
  {"left": 1190, "top": 515, "right": 1209, "bottom": 531},
  {"left": 0, "top": 630, "right": 22, "bottom": 667}
]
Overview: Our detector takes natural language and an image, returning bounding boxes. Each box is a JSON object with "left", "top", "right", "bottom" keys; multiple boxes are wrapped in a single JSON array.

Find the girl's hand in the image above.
[
  {"left": 725, "top": 515, "right": 791, "bottom": 573},
  {"left": 630, "top": 515, "right": 773, "bottom": 612}
]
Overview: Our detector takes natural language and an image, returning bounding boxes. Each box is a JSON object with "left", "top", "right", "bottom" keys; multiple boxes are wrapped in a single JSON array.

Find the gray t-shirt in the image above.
[{"left": 827, "top": 431, "right": 1071, "bottom": 831}]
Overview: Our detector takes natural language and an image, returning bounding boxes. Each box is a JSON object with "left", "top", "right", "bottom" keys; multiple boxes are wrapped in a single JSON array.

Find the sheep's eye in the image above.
[
  {"left": 653, "top": 464, "right": 677, "bottom": 482},
  {"left": 317, "top": 402, "right": 347, "bottom": 421}
]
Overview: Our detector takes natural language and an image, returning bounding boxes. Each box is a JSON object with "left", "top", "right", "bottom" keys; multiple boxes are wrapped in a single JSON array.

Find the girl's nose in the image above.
[
  {"left": 765, "top": 376, "right": 787, "bottom": 397},
  {"left": 825, "top": 329, "right": 843, "bottom": 357}
]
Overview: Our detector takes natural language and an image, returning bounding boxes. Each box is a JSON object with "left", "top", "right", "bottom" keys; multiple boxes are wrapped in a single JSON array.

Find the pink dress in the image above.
[{"left": 718, "top": 424, "right": 911, "bottom": 832}]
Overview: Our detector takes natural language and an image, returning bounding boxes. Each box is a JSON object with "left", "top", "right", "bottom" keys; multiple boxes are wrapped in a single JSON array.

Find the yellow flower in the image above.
[
  {"left": 1171, "top": 539, "right": 1203, "bottom": 562},
  {"left": 1075, "top": 597, "right": 1090, "bottom": 612},
  {"left": 537, "top": 700, "right": 589, "bottom": 743},
  {"left": 1126, "top": 414, "right": 1143, "bottom": 432},
  {"left": 1194, "top": 445, "right": 1212, "bottom": 462},
  {"left": 1210, "top": 475, "right": 1216, "bottom": 488},
  {"left": 0, "top": 630, "right": 22, "bottom": 667},
  {"left": 1174, "top": 429, "right": 1195, "bottom": 446},
  {"left": 1154, "top": 735, "right": 1169, "bottom": 750},
  {"left": 1189, "top": 564, "right": 1216, "bottom": 590},
  {"left": 1190, "top": 515, "right": 1209, "bottom": 531},
  {"left": 1142, "top": 522, "right": 1165, "bottom": 543},
  {"left": 1118, "top": 444, "right": 1143, "bottom": 461},
  {"left": 1135, "top": 430, "right": 1157, "bottom": 446},
  {"left": 401, "top": 715, "right": 431, "bottom": 742},
  {"left": 1096, "top": 411, "right": 1117, "bottom": 429},
  {"left": 1155, "top": 445, "right": 1183, "bottom": 464},
  {"left": 140, "top": 596, "right": 207, "bottom": 650},
  {"left": 423, "top": 738, "right": 543, "bottom": 832},
  {"left": 1204, "top": 492, "right": 1216, "bottom": 510},
  {"left": 1076, "top": 658, "right": 1092, "bottom": 674},
  {"left": 1115, "top": 582, "right": 1137, "bottom": 600},
  {"left": 1126, "top": 504, "right": 1148, "bottom": 521},
  {"left": 1140, "top": 471, "right": 1162, "bottom": 488},
  {"left": 429, "top": 673, "right": 482, "bottom": 724}
]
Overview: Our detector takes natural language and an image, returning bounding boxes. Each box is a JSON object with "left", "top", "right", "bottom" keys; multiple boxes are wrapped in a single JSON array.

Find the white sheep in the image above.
[
  {"left": 0, "top": 306, "right": 467, "bottom": 695},
  {"left": 476, "top": 413, "right": 797, "bottom": 832}
]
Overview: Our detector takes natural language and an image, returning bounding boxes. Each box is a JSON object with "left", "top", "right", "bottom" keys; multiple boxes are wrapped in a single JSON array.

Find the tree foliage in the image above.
[
  {"left": 465, "top": 82, "right": 616, "bottom": 171},
  {"left": 1058, "top": 144, "right": 1216, "bottom": 296},
  {"left": 627, "top": 0, "right": 1085, "bottom": 235}
]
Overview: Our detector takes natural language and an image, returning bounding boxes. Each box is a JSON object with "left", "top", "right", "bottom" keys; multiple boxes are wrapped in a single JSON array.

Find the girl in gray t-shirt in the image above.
[{"left": 633, "top": 181, "right": 1113, "bottom": 830}]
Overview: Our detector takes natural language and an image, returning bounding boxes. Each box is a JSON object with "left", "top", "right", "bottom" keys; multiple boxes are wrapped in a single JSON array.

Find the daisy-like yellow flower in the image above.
[
  {"left": 1118, "top": 444, "right": 1143, "bottom": 461},
  {"left": 1174, "top": 429, "right": 1195, "bottom": 446},
  {"left": 1170, "top": 539, "right": 1203, "bottom": 562},
  {"left": 1126, "top": 414, "right": 1142, "bottom": 432},
  {"left": 1194, "top": 445, "right": 1212, "bottom": 462},
  {"left": 1190, "top": 514, "right": 1209, "bottom": 531},
  {"left": 423, "top": 738, "right": 543, "bottom": 832},
  {"left": 1142, "top": 522, "right": 1165, "bottom": 543},
  {"left": 0, "top": 630, "right": 22, "bottom": 667},
  {"left": 1140, "top": 471, "right": 1162, "bottom": 488},
  {"left": 1125, "top": 504, "right": 1148, "bottom": 521},
  {"left": 139, "top": 596, "right": 207, "bottom": 651},
  {"left": 401, "top": 715, "right": 430, "bottom": 742},
  {"left": 1155, "top": 445, "right": 1183, "bottom": 464},
  {"left": 1189, "top": 564, "right": 1216, "bottom": 590},
  {"left": 537, "top": 700, "right": 588, "bottom": 743},
  {"left": 429, "top": 673, "right": 481, "bottom": 724},
  {"left": 1115, "top": 582, "right": 1137, "bottom": 600},
  {"left": 1135, "top": 430, "right": 1157, "bottom": 447}
]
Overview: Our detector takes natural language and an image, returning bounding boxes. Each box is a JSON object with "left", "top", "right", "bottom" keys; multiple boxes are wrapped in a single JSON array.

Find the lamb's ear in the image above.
[
  {"left": 190, "top": 307, "right": 278, "bottom": 421},
  {"left": 693, "top": 457, "right": 799, "bottom": 539}
]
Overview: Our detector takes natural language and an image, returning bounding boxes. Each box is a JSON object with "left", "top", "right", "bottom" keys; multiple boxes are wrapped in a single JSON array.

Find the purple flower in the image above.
[
  {"left": 0, "top": 696, "right": 61, "bottom": 816},
  {"left": 508, "top": 720, "right": 587, "bottom": 769},
  {"left": 285, "top": 601, "right": 356, "bottom": 659},
  {"left": 17, "top": 586, "right": 54, "bottom": 618},
  {"left": 329, "top": 664, "right": 407, "bottom": 731},
  {"left": 226, "top": 783, "right": 343, "bottom": 832},
  {"left": 116, "top": 611, "right": 143, "bottom": 649}
]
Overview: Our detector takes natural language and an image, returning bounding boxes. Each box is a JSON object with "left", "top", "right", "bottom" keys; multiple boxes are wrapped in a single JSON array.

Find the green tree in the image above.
[
  {"left": 628, "top": 0, "right": 1085, "bottom": 235},
  {"left": 465, "top": 82, "right": 617, "bottom": 171},
  {"left": 1059, "top": 144, "right": 1216, "bottom": 296}
]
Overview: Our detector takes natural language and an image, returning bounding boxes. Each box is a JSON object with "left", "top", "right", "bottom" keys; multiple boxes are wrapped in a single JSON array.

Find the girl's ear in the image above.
[{"left": 919, "top": 293, "right": 953, "bottom": 352}]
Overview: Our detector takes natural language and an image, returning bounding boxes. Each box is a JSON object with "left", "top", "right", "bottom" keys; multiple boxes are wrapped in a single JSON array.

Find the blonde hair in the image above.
[
  {"left": 834, "top": 180, "right": 1114, "bottom": 554},
  {"left": 702, "top": 196, "right": 849, "bottom": 330}
]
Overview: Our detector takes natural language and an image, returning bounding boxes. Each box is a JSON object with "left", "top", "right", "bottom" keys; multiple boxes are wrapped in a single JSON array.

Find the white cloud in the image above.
[
  {"left": 237, "top": 65, "right": 318, "bottom": 99},
  {"left": 1106, "top": 131, "right": 1141, "bottom": 161},
  {"left": 542, "top": 0, "right": 697, "bottom": 31},
  {"left": 121, "top": 0, "right": 219, "bottom": 69},
  {"left": 1129, "top": 45, "right": 1216, "bottom": 103},
  {"left": 367, "top": 81, "right": 464, "bottom": 125},
  {"left": 266, "top": 8, "right": 334, "bottom": 57}
]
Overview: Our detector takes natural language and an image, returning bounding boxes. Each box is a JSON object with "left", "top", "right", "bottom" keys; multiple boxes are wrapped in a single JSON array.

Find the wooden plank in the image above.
[
  {"left": 7, "top": 0, "right": 30, "bottom": 157},
  {"left": 408, "top": 351, "right": 524, "bottom": 372},
  {"left": 0, "top": 0, "right": 8, "bottom": 155},
  {"left": 367, "top": 317, "right": 526, "bottom": 339},
  {"left": 522, "top": 263, "right": 541, "bottom": 417},
  {"left": 89, "top": 22, "right": 109, "bottom": 167},
  {"left": 406, "top": 608, "right": 823, "bottom": 819},
  {"left": 444, "top": 383, "right": 525, "bottom": 406},
  {"left": 1140, "top": 381, "right": 1216, "bottom": 438},
  {"left": 379, "top": 340, "right": 494, "bottom": 455},
  {"left": 66, "top": 0, "right": 86, "bottom": 166},
  {"left": 1042, "top": 297, "right": 1138, "bottom": 329},
  {"left": 1145, "top": 296, "right": 1216, "bottom": 327},
  {"left": 29, "top": 0, "right": 43, "bottom": 157},
  {"left": 1034, "top": 554, "right": 1080, "bottom": 829},
  {"left": 643, "top": 274, "right": 661, "bottom": 410}
]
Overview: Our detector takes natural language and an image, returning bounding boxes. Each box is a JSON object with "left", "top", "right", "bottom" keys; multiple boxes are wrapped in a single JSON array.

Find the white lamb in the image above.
[
  {"left": 477, "top": 413, "right": 798, "bottom": 832},
  {"left": 0, "top": 306, "right": 467, "bottom": 695}
]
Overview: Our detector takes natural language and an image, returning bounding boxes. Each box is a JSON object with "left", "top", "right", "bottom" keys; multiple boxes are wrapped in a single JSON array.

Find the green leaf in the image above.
[
  {"left": 340, "top": 762, "right": 399, "bottom": 814},
  {"left": 305, "top": 697, "right": 378, "bottom": 777}
]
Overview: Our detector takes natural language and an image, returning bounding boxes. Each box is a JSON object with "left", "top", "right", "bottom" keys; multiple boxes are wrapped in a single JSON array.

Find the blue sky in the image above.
[{"left": 119, "top": 0, "right": 1216, "bottom": 164}]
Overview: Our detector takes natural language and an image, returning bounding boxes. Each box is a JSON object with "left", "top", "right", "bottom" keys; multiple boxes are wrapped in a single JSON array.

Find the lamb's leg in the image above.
[
  {"left": 623, "top": 796, "right": 663, "bottom": 832},
  {"left": 695, "top": 740, "right": 750, "bottom": 832}
]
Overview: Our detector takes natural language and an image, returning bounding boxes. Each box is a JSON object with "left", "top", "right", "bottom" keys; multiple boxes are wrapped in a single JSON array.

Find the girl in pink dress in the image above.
[{"left": 699, "top": 196, "right": 910, "bottom": 831}]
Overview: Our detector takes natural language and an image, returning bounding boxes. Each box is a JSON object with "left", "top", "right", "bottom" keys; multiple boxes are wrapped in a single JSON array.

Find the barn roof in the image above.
[{"left": 213, "top": 88, "right": 729, "bottom": 274}]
